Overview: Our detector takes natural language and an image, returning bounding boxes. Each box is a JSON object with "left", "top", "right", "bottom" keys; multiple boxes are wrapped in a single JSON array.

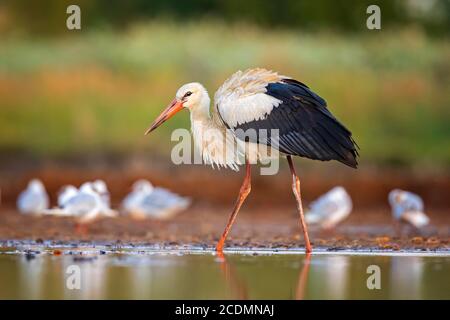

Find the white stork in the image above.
[{"left": 145, "top": 68, "right": 359, "bottom": 253}]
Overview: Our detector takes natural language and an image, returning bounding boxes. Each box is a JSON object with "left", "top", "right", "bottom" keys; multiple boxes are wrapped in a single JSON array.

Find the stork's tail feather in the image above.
[
  {"left": 340, "top": 137, "right": 359, "bottom": 168},
  {"left": 316, "top": 117, "right": 359, "bottom": 169},
  {"left": 339, "top": 148, "right": 359, "bottom": 169}
]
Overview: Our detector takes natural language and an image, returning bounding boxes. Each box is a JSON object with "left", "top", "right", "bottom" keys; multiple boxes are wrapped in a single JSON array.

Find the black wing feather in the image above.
[{"left": 234, "top": 79, "right": 359, "bottom": 168}]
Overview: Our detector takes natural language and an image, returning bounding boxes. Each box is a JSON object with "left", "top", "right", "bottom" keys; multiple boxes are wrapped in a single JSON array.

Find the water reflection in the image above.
[
  {"left": 217, "top": 252, "right": 248, "bottom": 299},
  {"left": 390, "top": 256, "right": 424, "bottom": 299},
  {"left": 322, "top": 255, "right": 349, "bottom": 299},
  {"left": 0, "top": 251, "right": 448, "bottom": 299},
  {"left": 215, "top": 252, "right": 313, "bottom": 300},
  {"left": 295, "top": 253, "right": 311, "bottom": 300},
  {"left": 62, "top": 257, "right": 109, "bottom": 299},
  {"left": 18, "top": 255, "right": 45, "bottom": 299},
  {"left": 128, "top": 261, "right": 154, "bottom": 298}
]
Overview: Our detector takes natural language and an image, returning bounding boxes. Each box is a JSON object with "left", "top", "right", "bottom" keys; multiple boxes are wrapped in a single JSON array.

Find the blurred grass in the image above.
[{"left": 0, "top": 21, "right": 449, "bottom": 167}]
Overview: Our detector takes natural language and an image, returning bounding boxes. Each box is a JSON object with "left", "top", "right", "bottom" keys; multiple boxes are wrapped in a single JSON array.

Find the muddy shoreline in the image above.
[
  {"left": 1, "top": 205, "right": 448, "bottom": 252},
  {"left": 1, "top": 159, "right": 448, "bottom": 252}
]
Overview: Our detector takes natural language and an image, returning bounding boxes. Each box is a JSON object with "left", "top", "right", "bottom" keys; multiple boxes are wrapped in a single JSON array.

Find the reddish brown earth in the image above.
[
  {"left": 0, "top": 205, "right": 448, "bottom": 252},
  {"left": 0, "top": 160, "right": 448, "bottom": 251}
]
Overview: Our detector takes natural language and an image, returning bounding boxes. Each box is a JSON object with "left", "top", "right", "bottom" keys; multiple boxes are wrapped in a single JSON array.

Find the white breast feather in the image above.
[{"left": 191, "top": 118, "right": 244, "bottom": 171}]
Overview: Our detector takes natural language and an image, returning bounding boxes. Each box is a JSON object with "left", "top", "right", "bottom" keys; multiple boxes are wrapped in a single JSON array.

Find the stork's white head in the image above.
[
  {"left": 175, "top": 83, "right": 209, "bottom": 110},
  {"left": 145, "top": 82, "right": 209, "bottom": 134}
]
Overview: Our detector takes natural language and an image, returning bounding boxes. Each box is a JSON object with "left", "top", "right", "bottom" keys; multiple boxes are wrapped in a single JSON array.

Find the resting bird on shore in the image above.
[
  {"left": 91, "top": 179, "right": 111, "bottom": 207},
  {"left": 122, "top": 180, "right": 190, "bottom": 220},
  {"left": 388, "top": 189, "right": 429, "bottom": 229},
  {"left": 17, "top": 179, "right": 49, "bottom": 215},
  {"left": 57, "top": 185, "right": 78, "bottom": 208},
  {"left": 145, "top": 68, "right": 359, "bottom": 253},
  {"left": 305, "top": 186, "right": 352, "bottom": 229},
  {"left": 44, "top": 182, "right": 117, "bottom": 231}
]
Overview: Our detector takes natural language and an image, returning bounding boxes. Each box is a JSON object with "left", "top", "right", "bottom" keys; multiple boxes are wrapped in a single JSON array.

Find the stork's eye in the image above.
[{"left": 184, "top": 91, "right": 192, "bottom": 98}]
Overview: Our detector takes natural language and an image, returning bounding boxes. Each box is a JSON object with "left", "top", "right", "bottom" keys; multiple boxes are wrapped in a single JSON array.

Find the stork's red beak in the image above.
[{"left": 145, "top": 99, "right": 183, "bottom": 135}]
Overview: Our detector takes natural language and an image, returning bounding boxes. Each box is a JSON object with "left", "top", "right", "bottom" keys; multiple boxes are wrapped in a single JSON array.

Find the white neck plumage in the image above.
[{"left": 189, "top": 91, "right": 242, "bottom": 171}]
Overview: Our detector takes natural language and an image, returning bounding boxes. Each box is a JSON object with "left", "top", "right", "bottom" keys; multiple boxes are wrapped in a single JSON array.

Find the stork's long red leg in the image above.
[
  {"left": 216, "top": 160, "right": 251, "bottom": 252},
  {"left": 287, "top": 156, "right": 312, "bottom": 253}
]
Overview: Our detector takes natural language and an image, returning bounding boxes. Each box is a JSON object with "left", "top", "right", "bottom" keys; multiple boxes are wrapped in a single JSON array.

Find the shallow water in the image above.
[{"left": 0, "top": 249, "right": 448, "bottom": 299}]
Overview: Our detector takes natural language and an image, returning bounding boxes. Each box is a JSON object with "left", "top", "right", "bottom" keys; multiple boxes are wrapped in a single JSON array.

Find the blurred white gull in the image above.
[
  {"left": 91, "top": 179, "right": 111, "bottom": 207},
  {"left": 388, "top": 189, "right": 429, "bottom": 229},
  {"left": 305, "top": 186, "right": 352, "bottom": 229},
  {"left": 122, "top": 179, "right": 191, "bottom": 220},
  {"left": 44, "top": 182, "right": 117, "bottom": 223},
  {"left": 17, "top": 179, "right": 49, "bottom": 215},
  {"left": 57, "top": 185, "right": 78, "bottom": 208}
]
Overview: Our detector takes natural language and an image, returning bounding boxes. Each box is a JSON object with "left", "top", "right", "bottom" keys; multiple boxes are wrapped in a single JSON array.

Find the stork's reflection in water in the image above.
[
  {"left": 216, "top": 252, "right": 249, "bottom": 299},
  {"left": 216, "top": 252, "right": 312, "bottom": 300},
  {"left": 295, "top": 253, "right": 311, "bottom": 300}
]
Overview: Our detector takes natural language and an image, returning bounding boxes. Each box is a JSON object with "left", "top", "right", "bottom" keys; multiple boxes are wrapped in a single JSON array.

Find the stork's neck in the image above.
[
  {"left": 189, "top": 91, "right": 218, "bottom": 143},
  {"left": 188, "top": 92, "right": 240, "bottom": 170},
  {"left": 189, "top": 92, "right": 216, "bottom": 147},
  {"left": 189, "top": 91, "right": 211, "bottom": 122}
]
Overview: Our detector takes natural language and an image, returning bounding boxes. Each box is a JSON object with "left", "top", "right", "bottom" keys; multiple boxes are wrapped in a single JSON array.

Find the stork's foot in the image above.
[
  {"left": 216, "top": 240, "right": 225, "bottom": 253},
  {"left": 305, "top": 242, "right": 313, "bottom": 254},
  {"left": 216, "top": 248, "right": 226, "bottom": 261}
]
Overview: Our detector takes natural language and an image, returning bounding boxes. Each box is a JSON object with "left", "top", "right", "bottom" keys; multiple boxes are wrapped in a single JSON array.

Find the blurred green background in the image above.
[{"left": 0, "top": 0, "right": 449, "bottom": 168}]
